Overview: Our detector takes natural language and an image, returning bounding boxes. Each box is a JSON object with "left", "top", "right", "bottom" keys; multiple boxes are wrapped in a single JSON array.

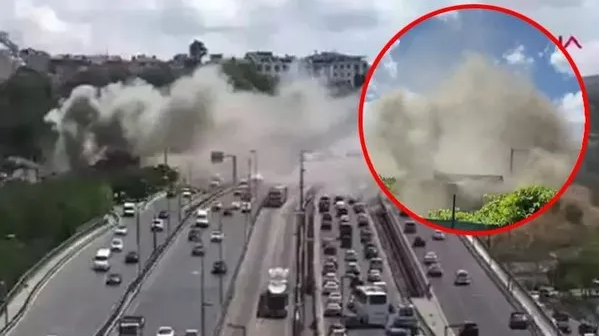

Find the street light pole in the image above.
[
  {"left": 218, "top": 213, "right": 224, "bottom": 307},
  {"left": 299, "top": 151, "right": 306, "bottom": 211},
  {"left": 135, "top": 208, "right": 141, "bottom": 275},
  {"left": 201, "top": 254, "right": 207, "bottom": 336}
]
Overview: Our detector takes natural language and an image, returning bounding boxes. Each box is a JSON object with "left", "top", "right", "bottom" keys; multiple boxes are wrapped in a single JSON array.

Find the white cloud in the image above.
[
  {"left": 556, "top": 91, "right": 584, "bottom": 123},
  {"left": 0, "top": 0, "right": 598, "bottom": 76},
  {"left": 502, "top": 45, "right": 534, "bottom": 66},
  {"left": 550, "top": 40, "right": 599, "bottom": 76}
]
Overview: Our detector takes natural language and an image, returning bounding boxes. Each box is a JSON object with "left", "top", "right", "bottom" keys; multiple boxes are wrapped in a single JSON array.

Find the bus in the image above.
[{"left": 348, "top": 285, "right": 389, "bottom": 327}]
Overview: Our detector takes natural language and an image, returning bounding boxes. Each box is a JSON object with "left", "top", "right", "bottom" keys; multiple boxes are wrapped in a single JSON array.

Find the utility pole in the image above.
[
  {"left": 135, "top": 208, "right": 141, "bottom": 275},
  {"left": 200, "top": 254, "right": 206, "bottom": 336},
  {"left": 299, "top": 151, "right": 306, "bottom": 211},
  {"left": 177, "top": 189, "right": 182, "bottom": 224},
  {"left": 231, "top": 155, "right": 237, "bottom": 185}
]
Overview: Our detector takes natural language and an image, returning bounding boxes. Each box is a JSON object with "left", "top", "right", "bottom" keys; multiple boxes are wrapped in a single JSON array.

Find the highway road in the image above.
[
  {"left": 404, "top": 220, "right": 535, "bottom": 335},
  {"left": 220, "top": 191, "right": 299, "bottom": 336},
  {"left": 315, "top": 193, "right": 404, "bottom": 336},
  {"left": 114, "top": 184, "right": 269, "bottom": 336},
  {"left": 7, "top": 193, "right": 191, "bottom": 336}
]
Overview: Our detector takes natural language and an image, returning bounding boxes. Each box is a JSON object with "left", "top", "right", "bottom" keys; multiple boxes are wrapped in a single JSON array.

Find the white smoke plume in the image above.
[
  {"left": 44, "top": 65, "right": 361, "bottom": 184},
  {"left": 365, "top": 54, "right": 581, "bottom": 215}
]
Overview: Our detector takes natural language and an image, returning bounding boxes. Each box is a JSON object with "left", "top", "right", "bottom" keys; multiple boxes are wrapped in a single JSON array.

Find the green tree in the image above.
[{"left": 221, "top": 58, "right": 278, "bottom": 94}]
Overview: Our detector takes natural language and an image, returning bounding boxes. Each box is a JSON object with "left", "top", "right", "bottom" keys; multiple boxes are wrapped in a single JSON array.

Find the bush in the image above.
[{"left": 427, "top": 185, "right": 557, "bottom": 225}]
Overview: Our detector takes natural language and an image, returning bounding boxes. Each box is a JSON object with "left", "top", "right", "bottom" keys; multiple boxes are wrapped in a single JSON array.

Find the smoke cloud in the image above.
[
  {"left": 365, "top": 54, "right": 581, "bottom": 215},
  {"left": 44, "top": 65, "right": 362, "bottom": 185}
]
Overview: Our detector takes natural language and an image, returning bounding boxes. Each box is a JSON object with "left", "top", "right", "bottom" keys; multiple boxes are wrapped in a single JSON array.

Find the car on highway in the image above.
[
  {"left": 324, "top": 243, "right": 337, "bottom": 256},
  {"left": 327, "top": 291, "right": 342, "bottom": 304},
  {"left": 157, "top": 210, "right": 169, "bottom": 219},
  {"left": 423, "top": 251, "right": 438, "bottom": 265},
  {"left": 458, "top": 322, "right": 479, "bottom": 336},
  {"left": 123, "top": 202, "right": 136, "bottom": 217},
  {"left": 324, "top": 302, "right": 342, "bottom": 317},
  {"left": 210, "top": 179, "right": 221, "bottom": 188},
  {"left": 367, "top": 269, "right": 382, "bottom": 282},
  {"left": 124, "top": 251, "right": 139, "bottom": 264},
  {"left": 323, "top": 272, "right": 338, "bottom": 284},
  {"left": 188, "top": 229, "right": 201, "bottom": 242},
  {"left": 195, "top": 209, "right": 210, "bottom": 228},
  {"left": 184, "top": 329, "right": 199, "bottom": 336},
  {"left": 427, "top": 263, "right": 443, "bottom": 277},
  {"left": 432, "top": 230, "right": 445, "bottom": 240},
  {"left": 114, "top": 224, "right": 128, "bottom": 235},
  {"left": 191, "top": 244, "right": 205, "bottom": 256},
  {"left": 357, "top": 213, "right": 369, "bottom": 227},
  {"left": 365, "top": 245, "right": 378, "bottom": 259},
  {"left": 334, "top": 195, "right": 344, "bottom": 203},
  {"left": 211, "top": 261, "right": 227, "bottom": 274},
  {"left": 345, "top": 249, "right": 358, "bottom": 262},
  {"left": 323, "top": 281, "right": 339, "bottom": 295},
  {"left": 212, "top": 201, "right": 222, "bottom": 211},
  {"left": 110, "top": 238, "right": 124, "bottom": 252},
  {"left": 369, "top": 257, "right": 383, "bottom": 272},
  {"left": 346, "top": 262, "right": 360, "bottom": 276},
  {"left": 412, "top": 236, "right": 426, "bottom": 248},
  {"left": 252, "top": 172, "right": 264, "bottom": 181},
  {"left": 454, "top": 269, "right": 471, "bottom": 286},
  {"left": 151, "top": 218, "right": 165, "bottom": 232},
  {"left": 231, "top": 201, "right": 241, "bottom": 209},
  {"left": 325, "top": 256, "right": 338, "bottom": 268},
  {"left": 182, "top": 189, "right": 192, "bottom": 198},
  {"left": 360, "top": 229, "right": 373, "bottom": 243},
  {"left": 336, "top": 206, "right": 348, "bottom": 217},
  {"left": 223, "top": 207, "right": 233, "bottom": 216},
  {"left": 241, "top": 201, "right": 252, "bottom": 213},
  {"left": 403, "top": 221, "right": 416, "bottom": 234},
  {"left": 329, "top": 323, "right": 347, "bottom": 336},
  {"left": 157, "top": 326, "right": 175, "bottom": 336},
  {"left": 340, "top": 214, "right": 350, "bottom": 223},
  {"left": 323, "top": 260, "right": 337, "bottom": 273},
  {"left": 210, "top": 230, "right": 224, "bottom": 242},
  {"left": 105, "top": 273, "right": 122, "bottom": 286},
  {"left": 93, "top": 248, "right": 111, "bottom": 271},
  {"left": 552, "top": 311, "right": 572, "bottom": 333},
  {"left": 508, "top": 311, "right": 530, "bottom": 330},
  {"left": 353, "top": 202, "right": 366, "bottom": 214}
]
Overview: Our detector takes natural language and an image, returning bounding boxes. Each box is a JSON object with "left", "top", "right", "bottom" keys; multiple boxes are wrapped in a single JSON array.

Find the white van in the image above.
[
  {"left": 93, "top": 248, "right": 111, "bottom": 271},
  {"left": 195, "top": 209, "right": 210, "bottom": 228},
  {"left": 123, "top": 202, "right": 136, "bottom": 217}
]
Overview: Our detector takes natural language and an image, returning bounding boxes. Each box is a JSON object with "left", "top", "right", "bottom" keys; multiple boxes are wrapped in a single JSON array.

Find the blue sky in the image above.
[{"left": 366, "top": 9, "right": 584, "bottom": 138}]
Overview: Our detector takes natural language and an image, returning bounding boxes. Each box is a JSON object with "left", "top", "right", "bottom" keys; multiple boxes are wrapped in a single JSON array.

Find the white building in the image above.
[{"left": 244, "top": 51, "right": 296, "bottom": 78}]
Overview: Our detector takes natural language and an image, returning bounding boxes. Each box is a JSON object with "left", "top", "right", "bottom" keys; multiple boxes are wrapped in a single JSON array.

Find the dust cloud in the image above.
[
  {"left": 44, "top": 65, "right": 361, "bottom": 185},
  {"left": 365, "top": 54, "right": 581, "bottom": 215}
]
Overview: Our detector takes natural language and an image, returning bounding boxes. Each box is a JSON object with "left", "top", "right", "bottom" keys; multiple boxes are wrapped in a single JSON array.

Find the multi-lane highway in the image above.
[
  {"left": 315, "top": 193, "right": 405, "bottom": 336},
  {"left": 7, "top": 194, "right": 187, "bottom": 336},
  {"left": 219, "top": 191, "right": 299, "bottom": 336},
  {"left": 113, "top": 185, "right": 267, "bottom": 335},
  {"left": 404, "top": 220, "right": 534, "bottom": 335}
]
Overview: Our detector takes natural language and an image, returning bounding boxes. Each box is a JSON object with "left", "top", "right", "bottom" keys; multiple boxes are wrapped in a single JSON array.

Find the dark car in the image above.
[
  {"left": 336, "top": 207, "right": 348, "bottom": 217},
  {"left": 365, "top": 246, "right": 378, "bottom": 259},
  {"left": 212, "top": 261, "right": 227, "bottom": 274},
  {"left": 105, "top": 273, "right": 122, "bottom": 286},
  {"left": 353, "top": 202, "right": 366, "bottom": 214},
  {"left": 347, "top": 197, "right": 356, "bottom": 205},
  {"left": 458, "top": 322, "right": 479, "bottom": 336},
  {"left": 157, "top": 210, "right": 169, "bottom": 219},
  {"left": 508, "top": 312, "right": 530, "bottom": 330},
  {"left": 578, "top": 321, "right": 598, "bottom": 335},
  {"left": 188, "top": 229, "right": 201, "bottom": 242},
  {"left": 412, "top": 236, "right": 426, "bottom": 248},
  {"left": 124, "top": 251, "right": 139, "bottom": 264},
  {"left": 223, "top": 207, "right": 233, "bottom": 216},
  {"left": 427, "top": 263, "right": 443, "bottom": 277},
  {"left": 324, "top": 244, "right": 337, "bottom": 256},
  {"left": 191, "top": 245, "right": 205, "bottom": 256},
  {"left": 357, "top": 214, "right": 369, "bottom": 227},
  {"left": 403, "top": 221, "right": 417, "bottom": 234},
  {"left": 334, "top": 195, "right": 344, "bottom": 203}
]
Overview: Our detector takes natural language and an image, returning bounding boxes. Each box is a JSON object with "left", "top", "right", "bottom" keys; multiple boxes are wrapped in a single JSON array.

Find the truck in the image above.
[
  {"left": 318, "top": 195, "right": 331, "bottom": 213},
  {"left": 387, "top": 304, "right": 419, "bottom": 335},
  {"left": 118, "top": 315, "right": 145, "bottom": 336},
  {"left": 264, "top": 185, "right": 288, "bottom": 208},
  {"left": 257, "top": 267, "right": 290, "bottom": 318}
]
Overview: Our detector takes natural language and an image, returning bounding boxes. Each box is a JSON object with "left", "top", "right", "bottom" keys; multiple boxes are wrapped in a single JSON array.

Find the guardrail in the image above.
[
  {"left": 94, "top": 187, "right": 230, "bottom": 336},
  {"left": 0, "top": 210, "right": 120, "bottom": 334},
  {"left": 461, "top": 235, "right": 561, "bottom": 336},
  {"left": 211, "top": 188, "right": 268, "bottom": 336},
  {"left": 376, "top": 196, "right": 435, "bottom": 336}
]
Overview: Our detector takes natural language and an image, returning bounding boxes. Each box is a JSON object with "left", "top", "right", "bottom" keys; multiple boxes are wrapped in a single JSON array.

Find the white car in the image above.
[
  {"left": 329, "top": 324, "right": 347, "bottom": 336},
  {"left": 335, "top": 200, "right": 345, "bottom": 209},
  {"left": 157, "top": 326, "right": 175, "bottom": 336},
  {"left": 231, "top": 201, "right": 241, "bottom": 210},
  {"left": 184, "top": 329, "right": 199, "bottom": 336},
  {"left": 322, "top": 281, "right": 339, "bottom": 295},
  {"left": 210, "top": 230, "right": 224, "bottom": 242},
  {"left": 423, "top": 251, "right": 438, "bottom": 265},
  {"left": 251, "top": 173, "right": 264, "bottom": 181},
  {"left": 339, "top": 214, "right": 350, "bottom": 223},
  {"left": 114, "top": 225, "right": 128, "bottom": 235},
  {"left": 151, "top": 219, "right": 165, "bottom": 232},
  {"left": 110, "top": 238, "right": 124, "bottom": 252},
  {"left": 210, "top": 180, "right": 221, "bottom": 188},
  {"left": 323, "top": 272, "right": 338, "bottom": 284},
  {"left": 345, "top": 250, "right": 358, "bottom": 261},
  {"left": 324, "top": 302, "right": 342, "bottom": 317},
  {"left": 182, "top": 189, "right": 192, "bottom": 198},
  {"left": 241, "top": 202, "right": 251, "bottom": 213},
  {"left": 327, "top": 291, "right": 342, "bottom": 304},
  {"left": 212, "top": 201, "right": 222, "bottom": 211},
  {"left": 432, "top": 230, "right": 446, "bottom": 240}
]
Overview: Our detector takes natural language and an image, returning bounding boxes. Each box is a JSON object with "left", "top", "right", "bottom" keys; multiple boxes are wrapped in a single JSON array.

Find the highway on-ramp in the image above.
[
  {"left": 7, "top": 192, "right": 196, "bottom": 336},
  {"left": 406, "top": 221, "right": 534, "bottom": 335},
  {"left": 112, "top": 185, "right": 267, "bottom": 335},
  {"left": 219, "top": 191, "right": 299, "bottom": 336}
]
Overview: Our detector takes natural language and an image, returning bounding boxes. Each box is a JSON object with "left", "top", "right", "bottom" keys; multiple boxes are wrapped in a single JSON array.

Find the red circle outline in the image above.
[{"left": 357, "top": 3, "right": 590, "bottom": 236}]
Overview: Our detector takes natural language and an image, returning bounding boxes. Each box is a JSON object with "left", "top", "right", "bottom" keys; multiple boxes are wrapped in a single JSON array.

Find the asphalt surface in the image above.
[
  {"left": 220, "top": 191, "right": 299, "bottom": 336},
  {"left": 316, "top": 194, "right": 402, "bottom": 336},
  {"left": 404, "top": 221, "right": 535, "bottom": 336},
  {"left": 115, "top": 185, "right": 269, "bottom": 336},
  {"left": 7, "top": 194, "right": 189, "bottom": 336}
]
